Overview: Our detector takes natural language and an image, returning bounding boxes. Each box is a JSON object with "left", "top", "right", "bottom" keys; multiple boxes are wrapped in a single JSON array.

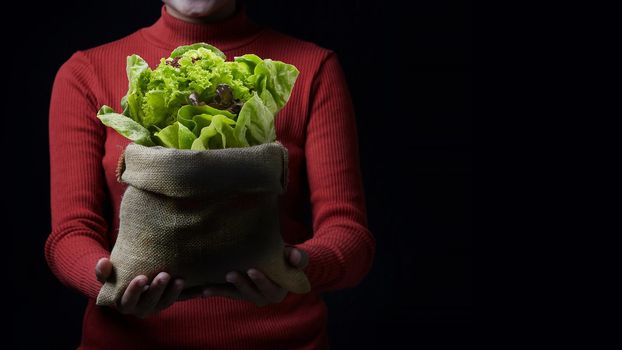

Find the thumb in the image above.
[
  {"left": 286, "top": 247, "right": 309, "bottom": 269},
  {"left": 95, "top": 257, "right": 112, "bottom": 283}
]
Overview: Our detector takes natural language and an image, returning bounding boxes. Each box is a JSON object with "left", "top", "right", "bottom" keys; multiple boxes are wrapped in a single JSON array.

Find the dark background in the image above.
[{"left": 8, "top": 0, "right": 471, "bottom": 348}]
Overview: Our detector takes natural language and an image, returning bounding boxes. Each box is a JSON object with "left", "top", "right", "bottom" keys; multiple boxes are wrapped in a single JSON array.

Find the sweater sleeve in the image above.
[
  {"left": 296, "top": 53, "right": 376, "bottom": 293},
  {"left": 45, "top": 51, "right": 111, "bottom": 299}
]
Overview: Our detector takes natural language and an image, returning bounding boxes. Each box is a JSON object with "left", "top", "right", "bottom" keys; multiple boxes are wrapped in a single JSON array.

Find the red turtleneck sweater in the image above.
[{"left": 46, "top": 5, "right": 375, "bottom": 349}]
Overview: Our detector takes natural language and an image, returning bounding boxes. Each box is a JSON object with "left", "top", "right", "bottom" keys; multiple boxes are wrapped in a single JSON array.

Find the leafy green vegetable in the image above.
[
  {"left": 97, "top": 43, "right": 299, "bottom": 149},
  {"left": 97, "top": 106, "right": 154, "bottom": 146},
  {"left": 253, "top": 59, "right": 299, "bottom": 113},
  {"left": 154, "top": 122, "right": 196, "bottom": 149},
  {"left": 235, "top": 93, "right": 275, "bottom": 145},
  {"left": 191, "top": 115, "right": 245, "bottom": 150},
  {"left": 170, "top": 42, "right": 226, "bottom": 60}
]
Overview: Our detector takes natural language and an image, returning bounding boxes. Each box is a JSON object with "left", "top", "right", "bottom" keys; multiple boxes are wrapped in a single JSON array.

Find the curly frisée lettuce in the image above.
[{"left": 96, "top": 43, "right": 299, "bottom": 149}]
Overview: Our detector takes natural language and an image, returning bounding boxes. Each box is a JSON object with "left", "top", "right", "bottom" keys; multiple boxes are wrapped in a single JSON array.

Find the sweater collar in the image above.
[{"left": 141, "top": 4, "right": 263, "bottom": 52}]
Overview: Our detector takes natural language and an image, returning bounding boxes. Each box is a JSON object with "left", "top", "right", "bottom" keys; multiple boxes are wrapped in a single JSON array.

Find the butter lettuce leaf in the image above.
[
  {"left": 235, "top": 93, "right": 275, "bottom": 145},
  {"left": 97, "top": 106, "right": 154, "bottom": 146},
  {"left": 191, "top": 115, "right": 245, "bottom": 150},
  {"left": 154, "top": 122, "right": 196, "bottom": 149}
]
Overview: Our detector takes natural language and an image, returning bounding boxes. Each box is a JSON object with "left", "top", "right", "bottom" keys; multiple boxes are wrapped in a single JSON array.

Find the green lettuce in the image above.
[{"left": 97, "top": 43, "right": 299, "bottom": 149}]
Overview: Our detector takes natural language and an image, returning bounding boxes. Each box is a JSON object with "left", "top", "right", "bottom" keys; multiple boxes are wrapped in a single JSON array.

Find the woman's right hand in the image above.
[{"left": 95, "top": 258, "right": 185, "bottom": 318}]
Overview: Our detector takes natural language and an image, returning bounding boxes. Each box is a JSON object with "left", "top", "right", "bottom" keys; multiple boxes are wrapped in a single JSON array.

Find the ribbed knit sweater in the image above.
[{"left": 46, "top": 5, "right": 375, "bottom": 349}]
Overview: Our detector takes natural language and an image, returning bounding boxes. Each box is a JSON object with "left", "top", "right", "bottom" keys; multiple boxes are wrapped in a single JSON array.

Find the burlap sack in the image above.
[{"left": 96, "top": 142, "right": 310, "bottom": 307}]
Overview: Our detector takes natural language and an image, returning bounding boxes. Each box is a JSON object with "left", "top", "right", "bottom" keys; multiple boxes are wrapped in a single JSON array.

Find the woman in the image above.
[{"left": 46, "top": 0, "right": 375, "bottom": 348}]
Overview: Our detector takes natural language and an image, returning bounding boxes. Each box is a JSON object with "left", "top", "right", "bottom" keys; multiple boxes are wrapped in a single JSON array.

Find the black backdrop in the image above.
[{"left": 8, "top": 1, "right": 471, "bottom": 348}]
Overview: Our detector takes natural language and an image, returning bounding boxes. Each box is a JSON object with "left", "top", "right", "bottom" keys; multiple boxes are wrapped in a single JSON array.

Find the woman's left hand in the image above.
[{"left": 180, "top": 246, "right": 308, "bottom": 307}]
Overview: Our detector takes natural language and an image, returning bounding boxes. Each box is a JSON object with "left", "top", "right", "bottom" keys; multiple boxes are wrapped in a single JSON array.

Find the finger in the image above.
[
  {"left": 288, "top": 248, "right": 309, "bottom": 269},
  {"left": 136, "top": 272, "right": 170, "bottom": 315},
  {"left": 202, "top": 284, "right": 243, "bottom": 300},
  {"left": 225, "top": 271, "right": 265, "bottom": 306},
  {"left": 119, "top": 275, "right": 148, "bottom": 313},
  {"left": 95, "top": 258, "right": 112, "bottom": 283},
  {"left": 247, "top": 269, "right": 286, "bottom": 303},
  {"left": 156, "top": 278, "right": 185, "bottom": 310}
]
